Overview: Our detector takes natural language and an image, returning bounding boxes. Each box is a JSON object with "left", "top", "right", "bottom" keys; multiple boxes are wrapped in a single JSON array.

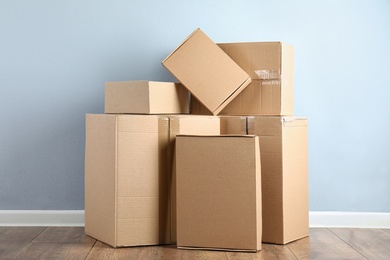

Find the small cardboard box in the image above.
[
  {"left": 168, "top": 115, "right": 220, "bottom": 243},
  {"left": 84, "top": 114, "right": 171, "bottom": 247},
  {"left": 220, "top": 116, "right": 309, "bottom": 244},
  {"left": 176, "top": 135, "right": 262, "bottom": 252},
  {"left": 162, "top": 28, "right": 251, "bottom": 115},
  {"left": 105, "top": 81, "right": 189, "bottom": 114},
  {"left": 191, "top": 42, "right": 294, "bottom": 116}
]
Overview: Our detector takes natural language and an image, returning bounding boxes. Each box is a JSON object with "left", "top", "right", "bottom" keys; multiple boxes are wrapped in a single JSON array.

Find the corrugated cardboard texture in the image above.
[
  {"left": 176, "top": 135, "right": 262, "bottom": 251},
  {"left": 219, "top": 116, "right": 246, "bottom": 135},
  {"left": 162, "top": 28, "right": 251, "bottom": 115},
  {"left": 247, "top": 116, "right": 309, "bottom": 244},
  {"left": 168, "top": 116, "right": 220, "bottom": 243},
  {"left": 85, "top": 114, "right": 117, "bottom": 246},
  {"left": 191, "top": 42, "right": 294, "bottom": 116},
  {"left": 85, "top": 114, "right": 170, "bottom": 247},
  {"left": 105, "top": 81, "right": 189, "bottom": 114}
]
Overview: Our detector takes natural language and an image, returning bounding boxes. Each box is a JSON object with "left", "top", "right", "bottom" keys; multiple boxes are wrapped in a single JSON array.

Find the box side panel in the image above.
[
  {"left": 115, "top": 115, "right": 170, "bottom": 246},
  {"left": 248, "top": 117, "right": 285, "bottom": 244},
  {"left": 282, "top": 118, "right": 309, "bottom": 243},
  {"left": 255, "top": 136, "right": 262, "bottom": 250},
  {"left": 104, "top": 81, "right": 150, "bottom": 114},
  {"left": 219, "top": 42, "right": 281, "bottom": 79},
  {"left": 260, "top": 80, "right": 282, "bottom": 115},
  {"left": 222, "top": 42, "right": 281, "bottom": 116},
  {"left": 149, "top": 82, "right": 189, "bottom": 114},
  {"left": 168, "top": 116, "right": 220, "bottom": 243},
  {"left": 85, "top": 114, "right": 117, "bottom": 247},
  {"left": 280, "top": 44, "right": 294, "bottom": 116},
  {"left": 219, "top": 116, "right": 246, "bottom": 134},
  {"left": 190, "top": 95, "right": 213, "bottom": 115},
  {"left": 176, "top": 136, "right": 259, "bottom": 251},
  {"left": 162, "top": 29, "right": 250, "bottom": 114}
]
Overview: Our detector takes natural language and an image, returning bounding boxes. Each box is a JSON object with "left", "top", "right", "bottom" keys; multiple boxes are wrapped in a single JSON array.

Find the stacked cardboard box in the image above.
[{"left": 84, "top": 28, "right": 308, "bottom": 251}]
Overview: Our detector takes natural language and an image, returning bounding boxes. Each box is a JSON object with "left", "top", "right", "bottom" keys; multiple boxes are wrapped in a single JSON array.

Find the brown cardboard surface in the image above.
[
  {"left": 221, "top": 116, "right": 309, "bottom": 244},
  {"left": 105, "top": 81, "right": 189, "bottom": 114},
  {"left": 176, "top": 135, "right": 262, "bottom": 251},
  {"left": 248, "top": 116, "right": 308, "bottom": 244},
  {"left": 162, "top": 29, "right": 251, "bottom": 115},
  {"left": 167, "top": 115, "right": 220, "bottom": 243},
  {"left": 191, "top": 42, "right": 294, "bottom": 116},
  {"left": 85, "top": 114, "right": 170, "bottom": 247},
  {"left": 219, "top": 116, "right": 246, "bottom": 135}
]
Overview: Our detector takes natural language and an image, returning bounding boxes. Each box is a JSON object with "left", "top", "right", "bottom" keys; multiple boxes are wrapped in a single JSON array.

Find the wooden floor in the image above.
[{"left": 1, "top": 227, "right": 390, "bottom": 259}]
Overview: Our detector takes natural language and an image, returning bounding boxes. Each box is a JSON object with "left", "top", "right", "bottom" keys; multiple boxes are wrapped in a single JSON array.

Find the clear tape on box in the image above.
[
  {"left": 254, "top": 70, "right": 281, "bottom": 86},
  {"left": 254, "top": 70, "right": 280, "bottom": 80}
]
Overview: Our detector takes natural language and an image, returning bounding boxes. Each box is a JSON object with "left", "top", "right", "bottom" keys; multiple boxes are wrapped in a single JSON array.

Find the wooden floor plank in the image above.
[
  {"left": 2, "top": 227, "right": 390, "bottom": 259},
  {"left": 289, "top": 228, "right": 346, "bottom": 244},
  {"left": 330, "top": 228, "right": 390, "bottom": 260},
  {"left": 33, "top": 226, "right": 95, "bottom": 244},
  {"left": 0, "top": 226, "right": 46, "bottom": 243},
  {"left": 0, "top": 227, "right": 46, "bottom": 259},
  {"left": 287, "top": 228, "right": 367, "bottom": 260},
  {"left": 226, "top": 244, "right": 297, "bottom": 259},
  {"left": 288, "top": 243, "right": 367, "bottom": 260},
  {"left": 86, "top": 241, "right": 228, "bottom": 260},
  {"left": 14, "top": 242, "right": 95, "bottom": 260}
]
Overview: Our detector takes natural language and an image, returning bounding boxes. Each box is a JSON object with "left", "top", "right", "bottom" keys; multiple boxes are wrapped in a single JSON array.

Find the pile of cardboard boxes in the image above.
[{"left": 85, "top": 28, "right": 308, "bottom": 252}]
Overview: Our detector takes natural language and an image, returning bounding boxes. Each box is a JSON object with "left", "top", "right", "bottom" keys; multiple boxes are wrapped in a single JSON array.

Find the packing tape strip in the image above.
[{"left": 254, "top": 70, "right": 280, "bottom": 80}]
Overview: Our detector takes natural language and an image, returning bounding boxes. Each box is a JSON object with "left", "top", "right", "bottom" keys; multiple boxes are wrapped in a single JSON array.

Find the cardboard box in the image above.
[
  {"left": 162, "top": 28, "right": 251, "bottom": 115},
  {"left": 85, "top": 114, "right": 220, "bottom": 247},
  {"left": 191, "top": 42, "right": 294, "bottom": 116},
  {"left": 221, "top": 116, "right": 309, "bottom": 244},
  {"left": 105, "top": 81, "right": 189, "bottom": 114},
  {"left": 176, "top": 135, "right": 262, "bottom": 252},
  {"left": 84, "top": 114, "right": 171, "bottom": 247},
  {"left": 168, "top": 115, "right": 220, "bottom": 243}
]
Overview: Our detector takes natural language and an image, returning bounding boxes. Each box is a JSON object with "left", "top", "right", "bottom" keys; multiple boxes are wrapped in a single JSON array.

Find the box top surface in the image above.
[{"left": 162, "top": 28, "right": 251, "bottom": 115}]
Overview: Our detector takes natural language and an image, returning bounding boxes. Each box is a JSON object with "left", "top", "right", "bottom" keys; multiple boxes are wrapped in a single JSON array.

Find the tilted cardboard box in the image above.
[
  {"left": 85, "top": 114, "right": 170, "bottom": 247},
  {"left": 192, "top": 42, "right": 294, "bottom": 116},
  {"left": 168, "top": 115, "right": 220, "bottom": 243},
  {"left": 105, "top": 81, "right": 189, "bottom": 114},
  {"left": 162, "top": 28, "right": 251, "bottom": 115},
  {"left": 220, "top": 116, "right": 309, "bottom": 244},
  {"left": 85, "top": 114, "right": 220, "bottom": 247},
  {"left": 176, "top": 135, "right": 262, "bottom": 252}
]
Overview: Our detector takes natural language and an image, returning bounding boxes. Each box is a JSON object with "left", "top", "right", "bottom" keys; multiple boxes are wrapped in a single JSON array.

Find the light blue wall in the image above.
[{"left": 1, "top": 1, "right": 389, "bottom": 211}]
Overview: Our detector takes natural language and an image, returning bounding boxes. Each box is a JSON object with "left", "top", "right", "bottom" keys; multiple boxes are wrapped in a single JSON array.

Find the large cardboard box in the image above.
[
  {"left": 191, "top": 42, "right": 294, "bottom": 116},
  {"left": 168, "top": 115, "right": 220, "bottom": 243},
  {"left": 220, "top": 116, "right": 309, "bottom": 244},
  {"left": 85, "top": 114, "right": 221, "bottom": 247},
  {"left": 105, "top": 81, "right": 189, "bottom": 114},
  {"left": 162, "top": 28, "right": 251, "bottom": 115},
  {"left": 176, "top": 135, "right": 262, "bottom": 252},
  {"left": 85, "top": 114, "right": 171, "bottom": 247}
]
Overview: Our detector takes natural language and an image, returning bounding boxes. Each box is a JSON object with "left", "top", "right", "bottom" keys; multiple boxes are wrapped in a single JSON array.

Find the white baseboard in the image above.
[
  {"left": 309, "top": 211, "right": 390, "bottom": 228},
  {"left": 0, "top": 210, "right": 389, "bottom": 228},
  {"left": 0, "top": 210, "right": 84, "bottom": 227}
]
